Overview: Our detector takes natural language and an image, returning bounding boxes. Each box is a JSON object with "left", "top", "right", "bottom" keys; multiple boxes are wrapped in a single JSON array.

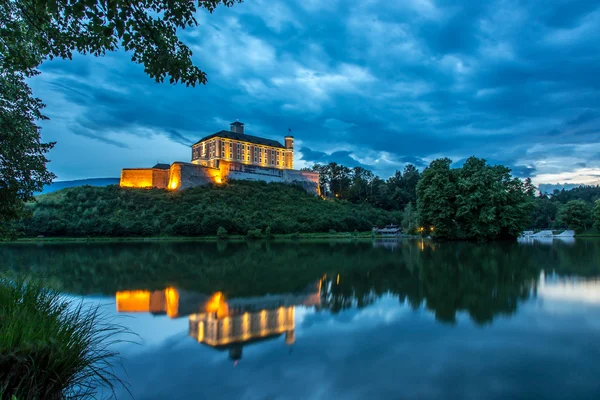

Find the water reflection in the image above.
[
  {"left": 2, "top": 240, "right": 600, "bottom": 399},
  {"left": 115, "top": 282, "right": 322, "bottom": 361},
  {"left": 538, "top": 271, "right": 600, "bottom": 304}
]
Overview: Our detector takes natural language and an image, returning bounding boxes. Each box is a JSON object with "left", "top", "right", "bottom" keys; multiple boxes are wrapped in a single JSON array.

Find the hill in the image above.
[
  {"left": 19, "top": 181, "right": 401, "bottom": 237},
  {"left": 39, "top": 178, "right": 120, "bottom": 194}
]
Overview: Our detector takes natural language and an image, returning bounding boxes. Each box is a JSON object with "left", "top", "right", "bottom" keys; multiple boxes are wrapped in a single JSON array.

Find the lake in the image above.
[{"left": 2, "top": 238, "right": 600, "bottom": 400}]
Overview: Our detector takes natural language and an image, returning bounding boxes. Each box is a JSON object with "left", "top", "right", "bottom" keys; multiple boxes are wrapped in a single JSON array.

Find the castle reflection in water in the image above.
[{"left": 115, "top": 282, "right": 322, "bottom": 361}]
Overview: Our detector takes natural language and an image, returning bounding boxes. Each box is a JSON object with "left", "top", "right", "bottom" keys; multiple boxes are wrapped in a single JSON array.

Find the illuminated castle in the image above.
[
  {"left": 115, "top": 285, "right": 322, "bottom": 361},
  {"left": 120, "top": 121, "right": 320, "bottom": 194}
]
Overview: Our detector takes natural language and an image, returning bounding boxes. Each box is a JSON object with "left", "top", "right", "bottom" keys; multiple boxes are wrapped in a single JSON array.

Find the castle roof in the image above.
[
  {"left": 192, "top": 130, "right": 285, "bottom": 149},
  {"left": 152, "top": 163, "right": 171, "bottom": 170}
]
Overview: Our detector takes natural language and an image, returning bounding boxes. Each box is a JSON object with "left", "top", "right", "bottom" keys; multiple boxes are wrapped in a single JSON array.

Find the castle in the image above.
[{"left": 120, "top": 121, "right": 320, "bottom": 194}]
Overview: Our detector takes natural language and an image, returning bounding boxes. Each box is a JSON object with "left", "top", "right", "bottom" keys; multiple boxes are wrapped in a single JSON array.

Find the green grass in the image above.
[
  {"left": 575, "top": 228, "right": 600, "bottom": 237},
  {"left": 0, "top": 277, "right": 131, "bottom": 399}
]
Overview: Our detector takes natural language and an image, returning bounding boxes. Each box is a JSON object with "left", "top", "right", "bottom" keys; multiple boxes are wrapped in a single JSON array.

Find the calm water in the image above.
[{"left": 2, "top": 239, "right": 600, "bottom": 400}]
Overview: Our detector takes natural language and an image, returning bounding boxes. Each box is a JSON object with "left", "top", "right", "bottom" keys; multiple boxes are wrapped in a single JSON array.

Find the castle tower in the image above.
[
  {"left": 285, "top": 329, "right": 296, "bottom": 345},
  {"left": 230, "top": 121, "right": 244, "bottom": 134},
  {"left": 284, "top": 135, "right": 294, "bottom": 169}
]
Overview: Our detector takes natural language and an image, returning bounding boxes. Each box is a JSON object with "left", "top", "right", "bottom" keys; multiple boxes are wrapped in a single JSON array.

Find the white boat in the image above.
[{"left": 520, "top": 230, "right": 575, "bottom": 238}]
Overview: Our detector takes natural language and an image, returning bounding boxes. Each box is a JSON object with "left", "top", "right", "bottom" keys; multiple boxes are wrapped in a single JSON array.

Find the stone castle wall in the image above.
[
  {"left": 120, "top": 168, "right": 169, "bottom": 189},
  {"left": 168, "top": 162, "right": 221, "bottom": 190}
]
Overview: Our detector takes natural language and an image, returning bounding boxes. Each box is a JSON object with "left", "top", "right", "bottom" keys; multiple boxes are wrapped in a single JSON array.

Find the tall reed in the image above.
[{"left": 0, "top": 277, "right": 130, "bottom": 399}]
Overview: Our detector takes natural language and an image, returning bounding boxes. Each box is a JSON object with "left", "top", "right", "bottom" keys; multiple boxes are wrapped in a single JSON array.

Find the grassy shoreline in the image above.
[{"left": 1, "top": 231, "right": 390, "bottom": 244}]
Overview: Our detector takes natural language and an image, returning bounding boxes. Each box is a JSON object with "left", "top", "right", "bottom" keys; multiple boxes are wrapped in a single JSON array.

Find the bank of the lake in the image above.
[{"left": 4, "top": 231, "right": 381, "bottom": 244}]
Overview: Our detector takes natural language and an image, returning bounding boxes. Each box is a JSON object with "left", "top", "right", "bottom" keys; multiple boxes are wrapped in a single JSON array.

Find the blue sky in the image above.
[{"left": 30, "top": 0, "right": 600, "bottom": 185}]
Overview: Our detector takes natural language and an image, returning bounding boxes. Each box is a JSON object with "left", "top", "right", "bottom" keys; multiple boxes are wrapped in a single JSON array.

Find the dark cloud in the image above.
[
  {"left": 566, "top": 110, "right": 599, "bottom": 127},
  {"left": 299, "top": 147, "right": 328, "bottom": 163},
  {"left": 71, "top": 127, "right": 129, "bottom": 148},
  {"left": 30, "top": 0, "right": 600, "bottom": 182},
  {"left": 165, "top": 129, "right": 194, "bottom": 146},
  {"left": 300, "top": 147, "right": 374, "bottom": 170},
  {"left": 510, "top": 165, "right": 537, "bottom": 178},
  {"left": 398, "top": 156, "right": 428, "bottom": 167}
]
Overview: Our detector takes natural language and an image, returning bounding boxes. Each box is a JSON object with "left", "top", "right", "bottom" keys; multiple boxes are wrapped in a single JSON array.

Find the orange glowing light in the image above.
[
  {"left": 168, "top": 179, "right": 179, "bottom": 190},
  {"left": 115, "top": 290, "right": 151, "bottom": 312},
  {"left": 206, "top": 292, "right": 229, "bottom": 318},
  {"left": 336, "top": 274, "right": 340, "bottom": 285},
  {"left": 165, "top": 287, "right": 180, "bottom": 318}
]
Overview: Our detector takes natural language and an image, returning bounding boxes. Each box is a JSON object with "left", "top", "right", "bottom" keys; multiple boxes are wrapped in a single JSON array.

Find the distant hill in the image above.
[
  {"left": 538, "top": 183, "right": 600, "bottom": 193},
  {"left": 39, "top": 178, "right": 120, "bottom": 194}
]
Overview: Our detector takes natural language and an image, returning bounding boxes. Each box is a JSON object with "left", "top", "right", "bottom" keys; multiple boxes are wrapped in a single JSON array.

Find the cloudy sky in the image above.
[{"left": 30, "top": 0, "right": 600, "bottom": 185}]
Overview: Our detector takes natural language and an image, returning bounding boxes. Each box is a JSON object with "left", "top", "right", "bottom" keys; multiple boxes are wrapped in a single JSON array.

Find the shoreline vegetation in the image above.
[
  {"left": 0, "top": 277, "right": 129, "bottom": 399},
  {"left": 3, "top": 229, "right": 600, "bottom": 245}
]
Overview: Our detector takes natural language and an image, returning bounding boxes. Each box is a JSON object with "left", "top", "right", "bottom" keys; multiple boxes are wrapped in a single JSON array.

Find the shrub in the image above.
[
  {"left": 217, "top": 226, "right": 228, "bottom": 239},
  {"left": 246, "top": 229, "right": 262, "bottom": 240},
  {"left": 0, "top": 277, "right": 129, "bottom": 399},
  {"left": 264, "top": 226, "right": 273, "bottom": 239}
]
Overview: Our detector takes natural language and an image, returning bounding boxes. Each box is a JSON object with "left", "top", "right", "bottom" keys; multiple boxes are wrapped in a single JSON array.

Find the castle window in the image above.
[{"left": 254, "top": 157, "right": 257, "bottom": 162}]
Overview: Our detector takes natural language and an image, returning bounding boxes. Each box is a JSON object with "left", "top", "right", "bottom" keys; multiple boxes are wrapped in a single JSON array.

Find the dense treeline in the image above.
[
  {"left": 16, "top": 181, "right": 401, "bottom": 237},
  {"left": 305, "top": 163, "right": 420, "bottom": 210},
  {"left": 307, "top": 159, "right": 600, "bottom": 235},
  {"left": 530, "top": 186, "right": 600, "bottom": 232}
]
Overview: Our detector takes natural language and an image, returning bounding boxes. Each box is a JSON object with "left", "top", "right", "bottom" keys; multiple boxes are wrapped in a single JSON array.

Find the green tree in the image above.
[
  {"left": 401, "top": 202, "right": 419, "bottom": 234},
  {"left": 523, "top": 177, "right": 536, "bottom": 198},
  {"left": 387, "top": 164, "right": 421, "bottom": 208},
  {"left": 416, "top": 158, "right": 457, "bottom": 238},
  {"left": 0, "top": 0, "right": 241, "bottom": 235},
  {"left": 417, "top": 157, "right": 532, "bottom": 240},
  {"left": 1, "top": 72, "right": 55, "bottom": 237},
  {"left": 557, "top": 200, "right": 592, "bottom": 232},
  {"left": 594, "top": 200, "right": 600, "bottom": 231},
  {"left": 217, "top": 226, "right": 228, "bottom": 239},
  {"left": 530, "top": 195, "right": 558, "bottom": 229}
]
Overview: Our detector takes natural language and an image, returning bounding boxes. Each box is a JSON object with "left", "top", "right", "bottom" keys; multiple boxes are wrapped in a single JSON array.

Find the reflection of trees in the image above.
[
  {"left": 1, "top": 239, "right": 598, "bottom": 324},
  {"left": 320, "top": 241, "right": 542, "bottom": 325}
]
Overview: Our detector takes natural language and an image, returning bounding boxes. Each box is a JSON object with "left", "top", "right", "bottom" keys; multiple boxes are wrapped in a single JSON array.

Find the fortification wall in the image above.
[
  {"left": 120, "top": 168, "right": 169, "bottom": 188},
  {"left": 227, "top": 171, "right": 286, "bottom": 183},
  {"left": 152, "top": 169, "right": 169, "bottom": 189},
  {"left": 120, "top": 169, "right": 154, "bottom": 188},
  {"left": 283, "top": 170, "right": 320, "bottom": 196},
  {"left": 168, "top": 162, "right": 221, "bottom": 190}
]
